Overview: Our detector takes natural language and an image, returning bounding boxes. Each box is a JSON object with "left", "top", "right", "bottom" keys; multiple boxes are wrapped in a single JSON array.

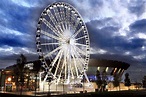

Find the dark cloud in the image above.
[
  {"left": 0, "top": 36, "right": 26, "bottom": 47},
  {"left": 87, "top": 19, "right": 146, "bottom": 65},
  {"left": 86, "top": 19, "right": 120, "bottom": 49},
  {"left": 129, "top": 19, "right": 146, "bottom": 33},
  {"left": 129, "top": 38, "right": 144, "bottom": 49}
]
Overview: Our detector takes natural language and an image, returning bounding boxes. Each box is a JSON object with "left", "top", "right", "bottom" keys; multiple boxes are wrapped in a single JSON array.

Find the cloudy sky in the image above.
[{"left": 0, "top": 0, "right": 146, "bottom": 82}]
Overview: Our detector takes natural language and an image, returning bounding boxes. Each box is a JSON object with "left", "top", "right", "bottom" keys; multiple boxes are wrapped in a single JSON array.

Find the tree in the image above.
[
  {"left": 33, "top": 60, "right": 41, "bottom": 95},
  {"left": 14, "top": 54, "right": 27, "bottom": 94},
  {"left": 113, "top": 74, "right": 120, "bottom": 90},
  {"left": 124, "top": 73, "right": 131, "bottom": 90},
  {"left": 142, "top": 76, "right": 146, "bottom": 88},
  {"left": 19, "top": 54, "right": 27, "bottom": 90}
]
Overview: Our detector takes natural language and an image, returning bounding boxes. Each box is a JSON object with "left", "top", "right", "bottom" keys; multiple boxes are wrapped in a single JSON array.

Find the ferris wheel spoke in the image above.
[
  {"left": 44, "top": 46, "right": 62, "bottom": 58},
  {"left": 69, "top": 11, "right": 77, "bottom": 30},
  {"left": 57, "top": 58, "right": 65, "bottom": 83},
  {"left": 64, "top": 51, "right": 68, "bottom": 80},
  {"left": 54, "top": 6, "right": 67, "bottom": 33},
  {"left": 58, "top": 51, "right": 67, "bottom": 82},
  {"left": 72, "top": 26, "right": 84, "bottom": 38},
  {"left": 56, "top": 23, "right": 64, "bottom": 34},
  {"left": 54, "top": 50, "right": 63, "bottom": 77},
  {"left": 69, "top": 56, "right": 74, "bottom": 78},
  {"left": 53, "top": 7, "right": 65, "bottom": 32},
  {"left": 66, "top": 7, "right": 71, "bottom": 25},
  {"left": 74, "top": 18, "right": 81, "bottom": 30},
  {"left": 41, "top": 42, "right": 59, "bottom": 46},
  {"left": 72, "top": 49, "right": 84, "bottom": 73},
  {"left": 72, "top": 46, "right": 85, "bottom": 66},
  {"left": 60, "top": 22, "right": 65, "bottom": 31},
  {"left": 40, "top": 30, "right": 61, "bottom": 41},
  {"left": 74, "top": 46, "right": 86, "bottom": 56},
  {"left": 71, "top": 49, "right": 79, "bottom": 77},
  {"left": 67, "top": 51, "right": 73, "bottom": 82},
  {"left": 75, "top": 43, "right": 87, "bottom": 47},
  {"left": 60, "top": 7, "right": 67, "bottom": 31},
  {"left": 47, "top": 10, "right": 64, "bottom": 36},
  {"left": 42, "top": 18, "right": 62, "bottom": 37},
  {"left": 73, "top": 46, "right": 86, "bottom": 66},
  {"left": 71, "top": 10, "right": 76, "bottom": 21},
  {"left": 53, "top": 6, "right": 61, "bottom": 23},
  {"left": 47, "top": 10, "right": 58, "bottom": 26},
  {"left": 59, "top": 6, "right": 66, "bottom": 26},
  {"left": 49, "top": 48, "right": 63, "bottom": 71},
  {"left": 75, "top": 36, "right": 86, "bottom": 41}
]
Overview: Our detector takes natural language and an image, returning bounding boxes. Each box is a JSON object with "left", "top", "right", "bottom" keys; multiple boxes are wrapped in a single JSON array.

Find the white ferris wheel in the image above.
[{"left": 36, "top": 2, "right": 90, "bottom": 84}]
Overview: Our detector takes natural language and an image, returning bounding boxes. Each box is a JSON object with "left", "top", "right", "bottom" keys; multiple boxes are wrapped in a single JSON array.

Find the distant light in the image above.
[
  {"left": 113, "top": 68, "right": 117, "bottom": 73},
  {"left": 118, "top": 68, "right": 121, "bottom": 73},
  {"left": 105, "top": 67, "right": 109, "bottom": 72},
  {"left": 7, "top": 77, "right": 11, "bottom": 82},
  {"left": 97, "top": 67, "right": 100, "bottom": 70}
]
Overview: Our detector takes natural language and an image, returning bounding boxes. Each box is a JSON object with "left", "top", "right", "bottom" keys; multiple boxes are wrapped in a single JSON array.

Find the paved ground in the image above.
[{"left": 1, "top": 89, "right": 146, "bottom": 97}]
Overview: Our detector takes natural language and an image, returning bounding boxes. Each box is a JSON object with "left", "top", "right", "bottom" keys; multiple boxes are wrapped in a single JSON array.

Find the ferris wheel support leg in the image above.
[
  {"left": 39, "top": 72, "right": 45, "bottom": 91},
  {"left": 84, "top": 72, "right": 92, "bottom": 87}
]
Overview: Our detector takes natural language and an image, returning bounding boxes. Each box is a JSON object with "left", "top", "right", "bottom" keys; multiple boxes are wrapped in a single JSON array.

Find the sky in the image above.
[{"left": 0, "top": 0, "right": 146, "bottom": 82}]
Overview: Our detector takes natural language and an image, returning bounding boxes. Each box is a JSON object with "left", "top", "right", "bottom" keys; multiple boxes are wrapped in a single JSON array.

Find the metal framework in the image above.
[{"left": 36, "top": 2, "right": 90, "bottom": 84}]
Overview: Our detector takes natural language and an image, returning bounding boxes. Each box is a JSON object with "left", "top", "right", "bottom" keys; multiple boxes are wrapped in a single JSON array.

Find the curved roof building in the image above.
[{"left": 87, "top": 59, "right": 130, "bottom": 81}]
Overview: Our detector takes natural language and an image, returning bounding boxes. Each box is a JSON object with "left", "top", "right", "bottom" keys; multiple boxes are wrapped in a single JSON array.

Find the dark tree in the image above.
[
  {"left": 124, "top": 73, "right": 131, "bottom": 89},
  {"left": 14, "top": 54, "right": 27, "bottom": 93},
  {"left": 113, "top": 74, "right": 120, "bottom": 88},
  {"left": 142, "top": 76, "right": 146, "bottom": 88},
  {"left": 33, "top": 60, "right": 41, "bottom": 95},
  {"left": 19, "top": 54, "right": 27, "bottom": 86}
]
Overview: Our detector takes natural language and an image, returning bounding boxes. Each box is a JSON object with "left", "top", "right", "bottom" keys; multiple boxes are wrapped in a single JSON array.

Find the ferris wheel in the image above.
[{"left": 36, "top": 2, "right": 90, "bottom": 84}]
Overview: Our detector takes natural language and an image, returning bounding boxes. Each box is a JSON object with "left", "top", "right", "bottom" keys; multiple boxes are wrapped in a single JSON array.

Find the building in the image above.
[
  {"left": 87, "top": 59, "right": 130, "bottom": 82},
  {"left": 0, "top": 59, "right": 130, "bottom": 92}
]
